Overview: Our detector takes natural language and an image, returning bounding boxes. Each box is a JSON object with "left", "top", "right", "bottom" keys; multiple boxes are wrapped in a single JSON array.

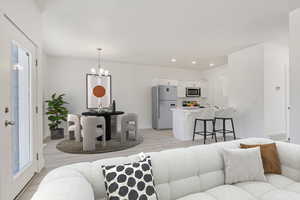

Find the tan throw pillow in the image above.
[{"left": 240, "top": 143, "right": 281, "bottom": 174}]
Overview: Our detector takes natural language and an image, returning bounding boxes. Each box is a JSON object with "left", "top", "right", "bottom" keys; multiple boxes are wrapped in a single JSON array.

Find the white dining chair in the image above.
[
  {"left": 81, "top": 116, "right": 106, "bottom": 151},
  {"left": 121, "top": 113, "right": 138, "bottom": 144},
  {"left": 67, "top": 114, "right": 81, "bottom": 142}
]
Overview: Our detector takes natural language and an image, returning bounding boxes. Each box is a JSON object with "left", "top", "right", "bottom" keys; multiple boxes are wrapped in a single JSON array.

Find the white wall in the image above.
[
  {"left": 264, "top": 43, "right": 289, "bottom": 137},
  {"left": 201, "top": 43, "right": 289, "bottom": 139},
  {"left": 227, "top": 44, "right": 265, "bottom": 138},
  {"left": 43, "top": 56, "right": 204, "bottom": 137},
  {"left": 0, "top": 0, "right": 42, "bottom": 45},
  {"left": 290, "top": 8, "right": 300, "bottom": 144}
]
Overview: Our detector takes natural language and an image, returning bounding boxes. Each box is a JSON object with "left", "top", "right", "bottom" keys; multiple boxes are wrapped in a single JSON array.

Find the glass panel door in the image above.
[{"left": 11, "top": 42, "right": 32, "bottom": 176}]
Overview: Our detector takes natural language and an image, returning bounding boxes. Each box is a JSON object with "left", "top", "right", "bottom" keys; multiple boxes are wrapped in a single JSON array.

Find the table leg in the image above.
[
  {"left": 97, "top": 116, "right": 112, "bottom": 141},
  {"left": 106, "top": 116, "right": 111, "bottom": 140}
]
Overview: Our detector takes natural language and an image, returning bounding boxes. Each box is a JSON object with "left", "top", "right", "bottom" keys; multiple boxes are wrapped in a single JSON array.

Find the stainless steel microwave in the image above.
[{"left": 186, "top": 87, "right": 201, "bottom": 97}]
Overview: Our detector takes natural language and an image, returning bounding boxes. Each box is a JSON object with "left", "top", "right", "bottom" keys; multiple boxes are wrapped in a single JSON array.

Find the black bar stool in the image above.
[
  {"left": 192, "top": 108, "right": 217, "bottom": 144},
  {"left": 214, "top": 107, "right": 236, "bottom": 141}
]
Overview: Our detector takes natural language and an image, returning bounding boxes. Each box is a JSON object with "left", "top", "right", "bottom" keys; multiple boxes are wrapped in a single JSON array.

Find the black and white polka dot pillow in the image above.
[{"left": 101, "top": 156, "right": 158, "bottom": 200}]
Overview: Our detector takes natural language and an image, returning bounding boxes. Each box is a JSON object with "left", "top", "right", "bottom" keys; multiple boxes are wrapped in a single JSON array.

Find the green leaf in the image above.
[{"left": 45, "top": 93, "right": 69, "bottom": 130}]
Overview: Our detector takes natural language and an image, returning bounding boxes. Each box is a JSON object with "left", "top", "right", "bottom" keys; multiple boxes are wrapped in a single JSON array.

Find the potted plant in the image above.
[{"left": 45, "top": 93, "right": 68, "bottom": 139}]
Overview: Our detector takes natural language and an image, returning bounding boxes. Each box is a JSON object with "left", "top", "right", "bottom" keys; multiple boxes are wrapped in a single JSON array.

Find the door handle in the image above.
[{"left": 5, "top": 120, "right": 15, "bottom": 127}]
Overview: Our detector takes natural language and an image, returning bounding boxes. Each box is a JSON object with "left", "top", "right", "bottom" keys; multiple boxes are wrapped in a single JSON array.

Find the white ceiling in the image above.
[{"left": 41, "top": 0, "right": 300, "bottom": 69}]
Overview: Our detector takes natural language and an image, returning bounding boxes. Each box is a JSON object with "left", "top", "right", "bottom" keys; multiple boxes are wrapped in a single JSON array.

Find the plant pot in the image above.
[{"left": 50, "top": 128, "right": 64, "bottom": 140}]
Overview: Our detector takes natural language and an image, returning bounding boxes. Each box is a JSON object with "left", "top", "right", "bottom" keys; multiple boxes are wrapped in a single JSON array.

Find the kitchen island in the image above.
[{"left": 171, "top": 107, "right": 213, "bottom": 141}]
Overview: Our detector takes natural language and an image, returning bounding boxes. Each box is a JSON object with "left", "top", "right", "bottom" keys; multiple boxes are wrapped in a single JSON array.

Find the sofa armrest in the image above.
[
  {"left": 31, "top": 168, "right": 94, "bottom": 200},
  {"left": 276, "top": 141, "right": 300, "bottom": 181}
]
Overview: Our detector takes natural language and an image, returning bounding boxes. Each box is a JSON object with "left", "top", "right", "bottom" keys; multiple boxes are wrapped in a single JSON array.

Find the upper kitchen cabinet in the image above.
[
  {"left": 152, "top": 79, "right": 178, "bottom": 86},
  {"left": 200, "top": 83, "right": 208, "bottom": 98},
  {"left": 177, "top": 86, "right": 186, "bottom": 98},
  {"left": 184, "top": 81, "right": 201, "bottom": 87},
  {"left": 177, "top": 80, "right": 185, "bottom": 97}
]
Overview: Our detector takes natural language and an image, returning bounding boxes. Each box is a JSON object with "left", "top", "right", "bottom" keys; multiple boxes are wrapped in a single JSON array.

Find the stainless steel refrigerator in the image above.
[{"left": 152, "top": 85, "right": 177, "bottom": 129}]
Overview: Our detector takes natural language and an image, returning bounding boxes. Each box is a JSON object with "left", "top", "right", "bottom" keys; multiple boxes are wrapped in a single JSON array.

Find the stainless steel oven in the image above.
[{"left": 186, "top": 87, "right": 201, "bottom": 97}]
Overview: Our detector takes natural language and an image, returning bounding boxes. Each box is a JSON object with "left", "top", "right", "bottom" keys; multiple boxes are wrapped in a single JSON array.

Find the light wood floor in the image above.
[{"left": 18, "top": 129, "right": 231, "bottom": 200}]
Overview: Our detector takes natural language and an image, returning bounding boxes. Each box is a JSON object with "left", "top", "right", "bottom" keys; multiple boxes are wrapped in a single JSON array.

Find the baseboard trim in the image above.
[{"left": 14, "top": 173, "right": 37, "bottom": 200}]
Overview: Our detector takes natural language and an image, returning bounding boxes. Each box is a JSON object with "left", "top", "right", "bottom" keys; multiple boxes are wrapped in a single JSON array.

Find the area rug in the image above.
[{"left": 56, "top": 135, "right": 143, "bottom": 154}]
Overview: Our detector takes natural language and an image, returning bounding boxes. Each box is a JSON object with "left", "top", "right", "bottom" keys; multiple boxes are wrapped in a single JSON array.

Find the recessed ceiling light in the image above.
[
  {"left": 192, "top": 61, "right": 197, "bottom": 64},
  {"left": 209, "top": 63, "right": 215, "bottom": 67},
  {"left": 171, "top": 58, "right": 177, "bottom": 63}
]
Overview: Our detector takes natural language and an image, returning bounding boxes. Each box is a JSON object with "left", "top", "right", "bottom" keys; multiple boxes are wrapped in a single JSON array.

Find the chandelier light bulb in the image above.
[
  {"left": 104, "top": 70, "right": 109, "bottom": 76},
  {"left": 99, "top": 68, "right": 104, "bottom": 75},
  {"left": 90, "top": 68, "right": 96, "bottom": 74}
]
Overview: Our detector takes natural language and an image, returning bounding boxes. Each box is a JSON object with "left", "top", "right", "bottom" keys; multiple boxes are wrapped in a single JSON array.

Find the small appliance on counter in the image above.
[
  {"left": 152, "top": 85, "right": 177, "bottom": 129},
  {"left": 186, "top": 87, "right": 201, "bottom": 97}
]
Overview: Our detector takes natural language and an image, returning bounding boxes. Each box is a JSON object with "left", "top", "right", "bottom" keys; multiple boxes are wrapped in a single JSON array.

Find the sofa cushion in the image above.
[
  {"left": 151, "top": 145, "right": 225, "bottom": 200},
  {"left": 234, "top": 182, "right": 276, "bottom": 198},
  {"left": 207, "top": 182, "right": 300, "bottom": 200},
  {"left": 177, "top": 184, "right": 261, "bottom": 200},
  {"left": 176, "top": 179, "right": 300, "bottom": 200},
  {"left": 260, "top": 190, "right": 300, "bottom": 200},
  {"left": 234, "top": 174, "right": 300, "bottom": 200},
  {"left": 285, "top": 182, "right": 300, "bottom": 194},
  {"left": 206, "top": 185, "right": 256, "bottom": 200},
  {"left": 31, "top": 174, "right": 94, "bottom": 200},
  {"left": 275, "top": 142, "right": 300, "bottom": 181},
  {"left": 266, "top": 174, "right": 294, "bottom": 188},
  {"left": 177, "top": 193, "right": 216, "bottom": 200},
  {"left": 266, "top": 174, "right": 300, "bottom": 195}
]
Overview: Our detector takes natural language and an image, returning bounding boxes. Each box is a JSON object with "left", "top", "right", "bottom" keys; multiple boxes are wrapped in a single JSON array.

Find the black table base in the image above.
[
  {"left": 82, "top": 111, "right": 124, "bottom": 141},
  {"left": 97, "top": 136, "right": 104, "bottom": 141}
]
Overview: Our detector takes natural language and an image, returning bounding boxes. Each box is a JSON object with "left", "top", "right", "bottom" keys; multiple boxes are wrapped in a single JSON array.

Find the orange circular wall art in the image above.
[{"left": 93, "top": 85, "right": 106, "bottom": 98}]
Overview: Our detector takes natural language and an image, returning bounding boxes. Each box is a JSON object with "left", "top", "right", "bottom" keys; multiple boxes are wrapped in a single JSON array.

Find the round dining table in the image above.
[{"left": 82, "top": 111, "right": 124, "bottom": 140}]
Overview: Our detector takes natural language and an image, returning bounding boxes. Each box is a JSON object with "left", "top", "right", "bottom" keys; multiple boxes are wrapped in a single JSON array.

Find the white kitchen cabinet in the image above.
[
  {"left": 200, "top": 82, "right": 208, "bottom": 98},
  {"left": 152, "top": 79, "right": 178, "bottom": 86},
  {"left": 201, "top": 87, "right": 207, "bottom": 98},
  {"left": 185, "top": 81, "right": 198, "bottom": 87},
  {"left": 177, "top": 86, "right": 186, "bottom": 98},
  {"left": 195, "top": 82, "right": 202, "bottom": 87}
]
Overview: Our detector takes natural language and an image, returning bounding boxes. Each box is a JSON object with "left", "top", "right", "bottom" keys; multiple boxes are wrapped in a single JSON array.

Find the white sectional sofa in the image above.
[{"left": 31, "top": 138, "right": 300, "bottom": 200}]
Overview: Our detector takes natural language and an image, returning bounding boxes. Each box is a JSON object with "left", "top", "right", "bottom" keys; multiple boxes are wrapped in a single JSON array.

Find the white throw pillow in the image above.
[{"left": 223, "top": 147, "right": 266, "bottom": 184}]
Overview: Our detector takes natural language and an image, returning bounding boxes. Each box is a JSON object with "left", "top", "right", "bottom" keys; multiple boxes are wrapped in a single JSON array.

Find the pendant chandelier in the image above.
[{"left": 90, "top": 48, "right": 110, "bottom": 76}]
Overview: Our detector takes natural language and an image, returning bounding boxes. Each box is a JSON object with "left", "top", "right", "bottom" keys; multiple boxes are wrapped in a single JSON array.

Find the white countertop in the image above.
[{"left": 171, "top": 107, "right": 207, "bottom": 112}]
